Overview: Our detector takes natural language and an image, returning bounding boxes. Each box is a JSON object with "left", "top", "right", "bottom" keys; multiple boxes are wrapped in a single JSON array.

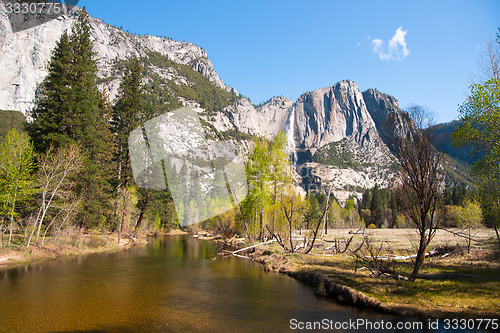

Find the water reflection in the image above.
[{"left": 0, "top": 236, "right": 474, "bottom": 333}]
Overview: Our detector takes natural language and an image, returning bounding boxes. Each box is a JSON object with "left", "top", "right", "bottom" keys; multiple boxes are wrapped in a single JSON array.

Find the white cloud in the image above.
[{"left": 371, "top": 27, "right": 410, "bottom": 61}]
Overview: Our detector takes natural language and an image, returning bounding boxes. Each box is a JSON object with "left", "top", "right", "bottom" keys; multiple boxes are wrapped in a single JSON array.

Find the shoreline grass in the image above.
[{"left": 242, "top": 228, "right": 500, "bottom": 318}]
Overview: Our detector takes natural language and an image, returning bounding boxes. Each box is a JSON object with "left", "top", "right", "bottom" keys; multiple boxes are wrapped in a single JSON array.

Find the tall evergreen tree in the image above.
[
  {"left": 27, "top": 31, "right": 73, "bottom": 152},
  {"left": 361, "top": 188, "right": 371, "bottom": 210},
  {"left": 112, "top": 57, "right": 153, "bottom": 237},
  {"left": 69, "top": 10, "right": 115, "bottom": 229},
  {"left": 370, "top": 184, "right": 383, "bottom": 226},
  {"left": 112, "top": 57, "right": 150, "bottom": 186},
  {"left": 370, "top": 184, "right": 382, "bottom": 212},
  {"left": 28, "top": 9, "right": 116, "bottom": 229}
]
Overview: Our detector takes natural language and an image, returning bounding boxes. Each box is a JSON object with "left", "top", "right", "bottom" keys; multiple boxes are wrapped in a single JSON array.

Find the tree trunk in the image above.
[
  {"left": 467, "top": 228, "right": 472, "bottom": 254},
  {"left": 408, "top": 232, "right": 427, "bottom": 281},
  {"left": 134, "top": 191, "right": 150, "bottom": 232},
  {"left": 494, "top": 223, "right": 500, "bottom": 248},
  {"left": 8, "top": 217, "right": 13, "bottom": 247},
  {"left": 0, "top": 218, "right": 4, "bottom": 248},
  {"left": 325, "top": 213, "right": 328, "bottom": 235},
  {"left": 259, "top": 210, "right": 264, "bottom": 241},
  {"left": 288, "top": 208, "right": 294, "bottom": 253},
  {"left": 119, "top": 178, "right": 130, "bottom": 241},
  {"left": 8, "top": 196, "right": 17, "bottom": 247}
]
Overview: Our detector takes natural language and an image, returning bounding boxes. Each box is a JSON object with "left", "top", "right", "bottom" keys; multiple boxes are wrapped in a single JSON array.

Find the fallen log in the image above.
[
  {"left": 232, "top": 239, "right": 277, "bottom": 255},
  {"left": 372, "top": 250, "right": 440, "bottom": 261}
]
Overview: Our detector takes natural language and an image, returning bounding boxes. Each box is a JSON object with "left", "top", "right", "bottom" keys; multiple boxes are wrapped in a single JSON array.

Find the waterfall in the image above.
[{"left": 287, "top": 106, "right": 298, "bottom": 165}]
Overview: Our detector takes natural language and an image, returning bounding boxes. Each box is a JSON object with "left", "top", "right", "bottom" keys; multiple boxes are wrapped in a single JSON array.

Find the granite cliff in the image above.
[
  {"left": 0, "top": 4, "right": 233, "bottom": 114},
  {"left": 0, "top": 7, "right": 469, "bottom": 202}
]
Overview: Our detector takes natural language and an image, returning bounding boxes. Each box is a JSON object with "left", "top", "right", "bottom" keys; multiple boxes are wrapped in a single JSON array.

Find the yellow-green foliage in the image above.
[{"left": 458, "top": 200, "right": 483, "bottom": 229}]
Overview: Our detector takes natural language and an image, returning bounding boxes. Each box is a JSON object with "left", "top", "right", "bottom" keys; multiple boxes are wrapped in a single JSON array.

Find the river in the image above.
[{"left": 0, "top": 235, "right": 476, "bottom": 332}]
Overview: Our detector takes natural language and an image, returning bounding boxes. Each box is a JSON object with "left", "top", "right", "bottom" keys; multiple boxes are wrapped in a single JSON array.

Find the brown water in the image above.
[{"left": 0, "top": 236, "right": 440, "bottom": 332}]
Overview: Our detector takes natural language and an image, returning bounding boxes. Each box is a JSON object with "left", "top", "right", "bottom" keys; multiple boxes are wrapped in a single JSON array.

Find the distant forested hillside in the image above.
[
  {"left": 431, "top": 120, "right": 479, "bottom": 165},
  {"left": 0, "top": 110, "right": 26, "bottom": 142}
]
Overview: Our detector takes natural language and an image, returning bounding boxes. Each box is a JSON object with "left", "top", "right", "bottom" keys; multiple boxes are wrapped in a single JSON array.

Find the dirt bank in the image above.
[{"left": 0, "top": 233, "right": 149, "bottom": 271}]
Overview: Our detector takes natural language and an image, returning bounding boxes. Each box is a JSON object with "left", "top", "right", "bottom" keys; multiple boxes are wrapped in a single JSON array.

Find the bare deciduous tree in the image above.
[
  {"left": 350, "top": 237, "right": 398, "bottom": 278},
  {"left": 475, "top": 39, "right": 500, "bottom": 84},
  {"left": 395, "top": 105, "right": 444, "bottom": 281},
  {"left": 27, "top": 144, "right": 82, "bottom": 247}
]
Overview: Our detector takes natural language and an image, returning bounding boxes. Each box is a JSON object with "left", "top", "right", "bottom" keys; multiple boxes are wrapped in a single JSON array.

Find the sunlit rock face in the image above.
[
  {"left": 1, "top": 5, "right": 421, "bottom": 202},
  {"left": 0, "top": 5, "right": 233, "bottom": 115}
]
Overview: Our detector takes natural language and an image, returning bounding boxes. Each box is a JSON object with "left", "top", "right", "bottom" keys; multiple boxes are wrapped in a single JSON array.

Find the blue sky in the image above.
[{"left": 81, "top": 0, "right": 499, "bottom": 123}]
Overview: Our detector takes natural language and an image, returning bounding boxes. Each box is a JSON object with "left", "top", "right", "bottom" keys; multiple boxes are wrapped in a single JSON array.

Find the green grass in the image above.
[
  {"left": 290, "top": 251, "right": 500, "bottom": 317},
  {"left": 257, "top": 228, "right": 500, "bottom": 318}
]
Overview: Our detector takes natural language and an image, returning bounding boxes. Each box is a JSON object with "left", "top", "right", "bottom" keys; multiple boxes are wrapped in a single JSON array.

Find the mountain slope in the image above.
[
  {"left": 0, "top": 5, "right": 235, "bottom": 114},
  {"left": 430, "top": 120, "right": 477, "bottom": 164},
  {"left": 0, "top": 110, "right": 26, "bottom": 143},
  {"left": 0, "top": 7, "right": 473, "bottom": 202}
]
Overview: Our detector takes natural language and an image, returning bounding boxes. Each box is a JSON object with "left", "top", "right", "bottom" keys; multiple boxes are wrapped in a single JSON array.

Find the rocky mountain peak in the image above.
[
  {"left": 0, "top": 5, "right": 234, "bottom": 114},
  {"left": 362, "top": 88, "right": 413, "bottom": 152},
  {"left": 294, "top": 80, "right": 378, "bottom": 153}
]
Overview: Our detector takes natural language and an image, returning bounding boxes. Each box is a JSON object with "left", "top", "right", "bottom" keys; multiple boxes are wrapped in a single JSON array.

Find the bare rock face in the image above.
[
  {"left": 289, "top": 81, "right": 405, "bottom": 202},
  {"left": 293, "top": 81, "right": 392, "bottom": 161},
  {"left": 0, "top": 5, "right": 76, "bottom": 113},
  {"left": 294, "top": 81, "right": 377, "bottom": 152},
  {"left": 207, "top": 96, "right": 293, "bottom": 139},
  {"left": 255, "top": 96, "right": 294, "bottom": 138},
  {"left": 362, "top": 88, "right": 414, "bottom": 152},
  {"left": 0, "top": 5, "right": 233, "bottom": 115}
]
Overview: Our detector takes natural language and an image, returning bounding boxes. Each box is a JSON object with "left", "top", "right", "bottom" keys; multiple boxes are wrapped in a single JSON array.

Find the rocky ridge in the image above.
[
  {"left": 206, "top": 80, "right": 404, "bottom": 202},
  {"left": 1, "top": 7, "right": 463, "bottom": 202},
  {"left": 0, "top": 4, "right": 234, "bottom": 114}
]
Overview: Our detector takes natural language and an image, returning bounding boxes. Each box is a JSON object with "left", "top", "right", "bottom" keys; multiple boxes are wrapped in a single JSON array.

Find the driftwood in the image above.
[
  {"left": 325, "top": 236, "right": 354, "bottom": 254},
  {"left": 371, "top": 250, "right": 440, "bottom": 261},
  {"left": 232, "top": 239, "right": 276, "bottom": 255},
  {"left": 370, "top": 244, "right": 459, "bottom": 261},
  {"left": 220, "top": 240, "right": 278, "bottom": 260}
]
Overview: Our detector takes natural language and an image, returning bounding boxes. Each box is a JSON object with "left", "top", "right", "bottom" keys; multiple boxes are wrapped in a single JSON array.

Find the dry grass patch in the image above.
[{"left": 253, "top": 228, "right": 500, "bottom": 318}]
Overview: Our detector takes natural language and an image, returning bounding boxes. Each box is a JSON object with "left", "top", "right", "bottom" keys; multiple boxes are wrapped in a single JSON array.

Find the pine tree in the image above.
[
  {"left": 27, "top": 31, "right": 73, "bottom": 152},
  {"left": 112, "top": 57, "right": 150, "bottom": 186},
  {"left": 452, "top": 186, "right": 461, "bottom": 206},
  {"left": 111, "top": 57, "right": 154, "bottom": 237},
  {"left": 370, "top": 184, "right": 383, "bottom": 226},
  {"left": 69, "top": 10, "right": 115, "bottom": 229},
  {"left": 361, "top": 188, "right": 371, "bottom": 210},
  {"left": 29, "top": 9, "right": 116, "bottom": 229}
]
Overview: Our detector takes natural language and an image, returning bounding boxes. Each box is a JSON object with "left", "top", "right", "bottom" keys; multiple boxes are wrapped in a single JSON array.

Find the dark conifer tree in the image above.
[
  {"left": 29, "top": 9, "right": 116, "bottom": 229},
  {"left": 112, "top": 57, "right": 154, "bottom": 236},
  {"left": 27, "top": 31, "right": 73, "bottom": 152},
  {"left": 370, "top": 184, "right": 383, "bottom": 226},
  {"left": 112, "top": 57, "right": 150, "bottom": 187},
  {"left": 69, "top": 9, "right": 115, "bottom": 228},
  {"left": 361, "top": 188, "right": 371, "bottom": 210}
]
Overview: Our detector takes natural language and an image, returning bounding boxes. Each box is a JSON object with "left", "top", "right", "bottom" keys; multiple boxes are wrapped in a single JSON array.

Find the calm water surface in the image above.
[{"left": 0, "top": 235, "right": 467, "bottom": 332}]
